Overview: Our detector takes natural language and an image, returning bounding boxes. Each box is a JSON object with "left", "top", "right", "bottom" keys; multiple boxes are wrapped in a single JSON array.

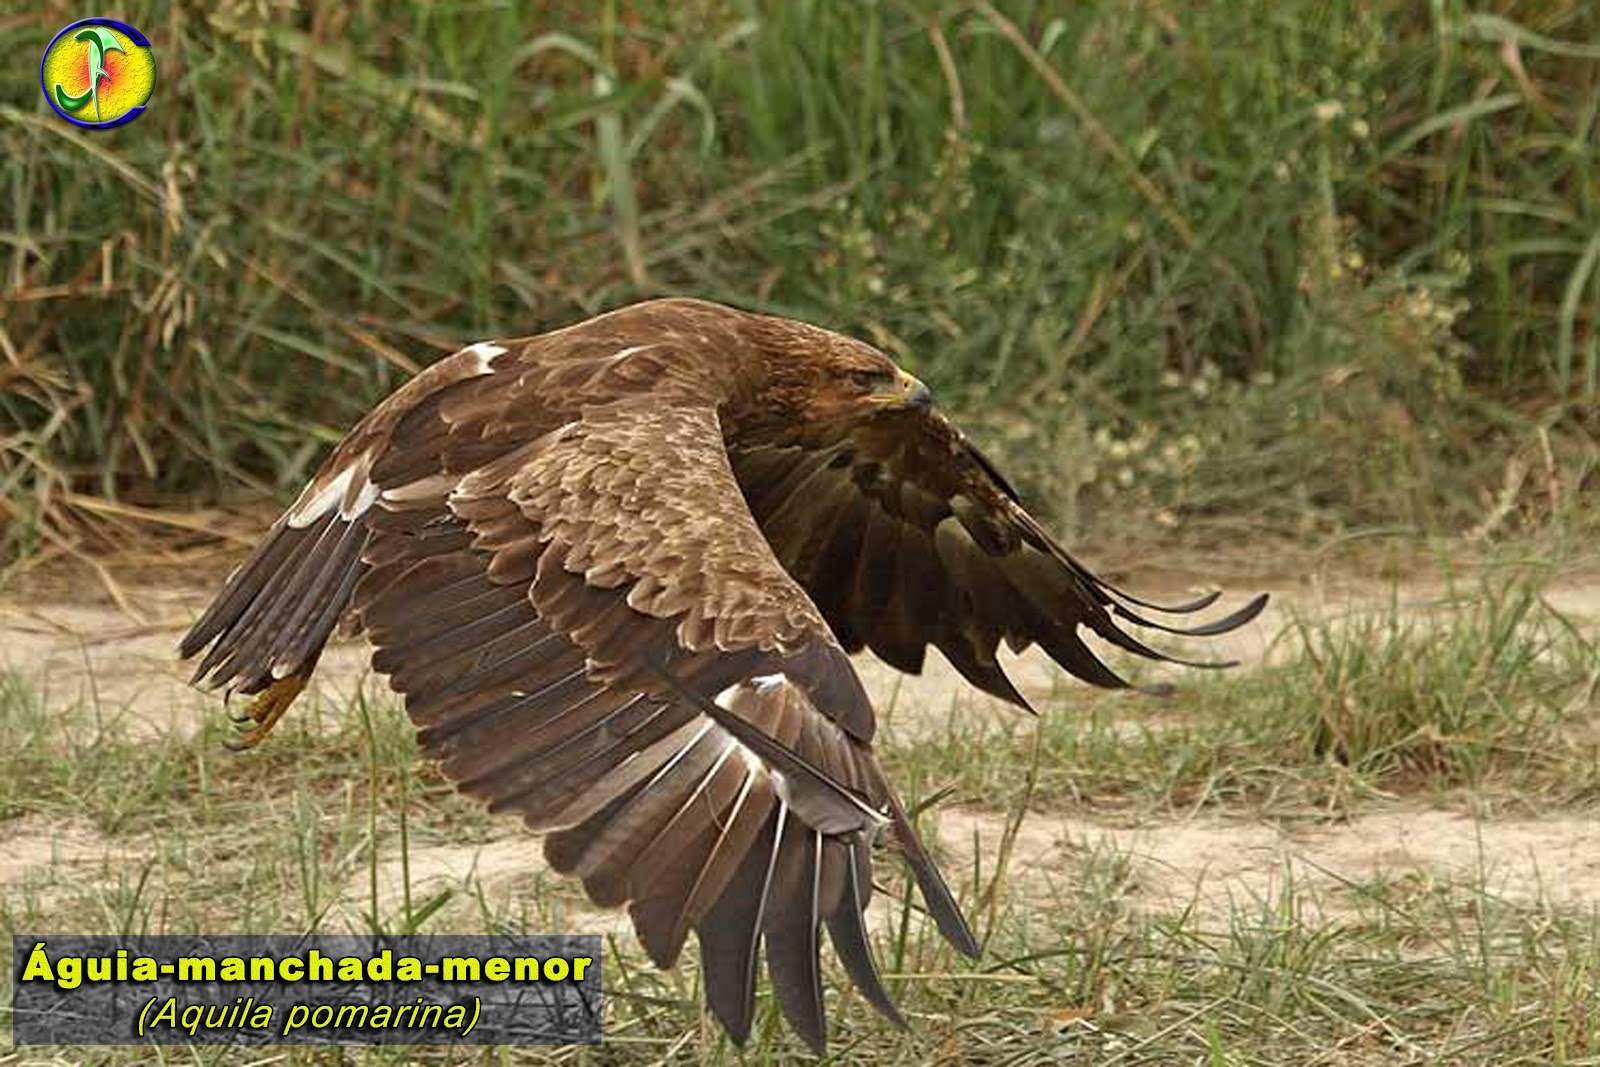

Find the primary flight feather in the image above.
[{"left": 180, "top": 297, "right": 1265, "bottom": 1052}]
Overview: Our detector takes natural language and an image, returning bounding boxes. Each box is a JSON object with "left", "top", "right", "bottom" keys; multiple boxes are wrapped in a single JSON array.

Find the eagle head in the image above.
[{"left": 742, "top": 316, "right": 934, "bottom": 440}]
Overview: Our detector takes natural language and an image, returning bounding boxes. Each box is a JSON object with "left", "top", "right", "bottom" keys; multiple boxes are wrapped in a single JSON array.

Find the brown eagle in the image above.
[{"left": 180, "top": 298, "right": 1263, "bottom": 1052}]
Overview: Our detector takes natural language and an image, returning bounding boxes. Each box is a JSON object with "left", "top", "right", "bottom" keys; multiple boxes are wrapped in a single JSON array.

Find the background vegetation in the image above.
[{"left": 4, "top": 1, "right": 1598, "bottom": 565}]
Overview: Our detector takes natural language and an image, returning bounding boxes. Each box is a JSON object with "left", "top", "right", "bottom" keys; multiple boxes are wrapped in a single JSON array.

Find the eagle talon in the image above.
[
  {"left": 222, "top": 730, "right": 262, "bottom": 753},
  {"left": 221, "top": 674, "right": 306, "bottom": 751}
]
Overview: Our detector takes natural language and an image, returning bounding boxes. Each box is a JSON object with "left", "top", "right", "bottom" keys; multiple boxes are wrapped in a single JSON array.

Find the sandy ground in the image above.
[
  {"left": 937, "top": 807, "right": 1600, "bottom": 919},
  {"left": 10, "top": 802, "right": 1597, "bottom": 937},
  {"left": 4, "top": 569, "right": 1599, "bottom": 929},
  {"left": 16, "top": 571, "right": 1599, "bottom": 737}
]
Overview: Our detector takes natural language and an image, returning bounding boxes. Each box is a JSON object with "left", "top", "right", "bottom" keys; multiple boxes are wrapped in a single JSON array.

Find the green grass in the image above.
[
  {"left": 886, "top": 575, "right": 1600, "bottom": 815},
  {"left": 3, "top": 571, "right": 1599, "bottom": 1062},
  {"left": 4, "top": 2, "right": 1599, "bottom": 564}
]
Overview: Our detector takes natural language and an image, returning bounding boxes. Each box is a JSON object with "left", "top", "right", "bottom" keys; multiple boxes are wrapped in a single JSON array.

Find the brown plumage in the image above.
[{"left": 180, "top": 297, "right": 1265, "bottom": 1052}]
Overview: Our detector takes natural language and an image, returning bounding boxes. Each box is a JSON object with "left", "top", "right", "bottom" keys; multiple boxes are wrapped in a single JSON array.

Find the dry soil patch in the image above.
[{"left": 936, "top": 806, "right": 1600, "bottom": 922}]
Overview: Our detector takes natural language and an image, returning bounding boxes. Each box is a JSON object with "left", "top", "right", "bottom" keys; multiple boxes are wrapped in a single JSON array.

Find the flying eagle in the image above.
[{"left": 180, "top": 298, "right": 1264, "bottom": 1052}]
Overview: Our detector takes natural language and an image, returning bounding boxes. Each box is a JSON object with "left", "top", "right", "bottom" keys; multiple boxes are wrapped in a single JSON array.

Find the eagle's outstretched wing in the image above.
[
  {"left": 731, "top": 405, "right": 1266, "bottom": 708},
  {"left": 252, "top": 393, "right": 973, "bottom": 1052}
]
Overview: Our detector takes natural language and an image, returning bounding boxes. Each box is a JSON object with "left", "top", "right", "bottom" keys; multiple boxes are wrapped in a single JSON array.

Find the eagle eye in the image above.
[{"left": 845, "top": 368, "right": 892, "bottom": 390}]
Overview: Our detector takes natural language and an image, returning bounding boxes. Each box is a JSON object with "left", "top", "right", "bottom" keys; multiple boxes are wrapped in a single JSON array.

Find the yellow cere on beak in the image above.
[{"left": 893, "top": 368, "right": 934, "bottom": 408}]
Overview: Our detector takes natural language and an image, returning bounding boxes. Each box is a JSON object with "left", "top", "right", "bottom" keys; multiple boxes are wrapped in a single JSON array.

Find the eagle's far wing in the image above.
[
  {"left": 730, "top": 407, "right": 1268, "bottom": 708},
  {"left": 354, "top": 398, "right": 976, "bottom": 1053}
]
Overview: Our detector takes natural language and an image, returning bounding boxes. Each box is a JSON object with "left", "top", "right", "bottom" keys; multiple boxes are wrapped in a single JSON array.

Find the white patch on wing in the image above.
[
  {"left": 381, "top": 472, "right": 459, "bottom": 504},
  {"left": 343, "top": 478, "right": 378, "bottom": 519},
  {"left": 712, "top": 675, "right": 793, "bottom": 776},
  {"left": 288, "top": 467, "right": 352, "bottom": 527},
  {"left": 605, "top": 343, "right": 657, "bottom": 364},
  {"left": 462, "top": 341, "right": 506, "bottom": 373},
  {"left": 715, "top": 674, "right": 787, "bottom": 711},
  {"left": 287, "top": 467, "right": 352, "bottom": 527},
  {"left": 287, "top": 456, "right": 383, "bottom": 528}
]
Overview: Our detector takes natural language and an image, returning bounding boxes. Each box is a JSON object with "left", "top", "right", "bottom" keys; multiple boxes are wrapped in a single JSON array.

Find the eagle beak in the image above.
[{"left": 895, "top": 369, "right": 934, "bottom": 408}]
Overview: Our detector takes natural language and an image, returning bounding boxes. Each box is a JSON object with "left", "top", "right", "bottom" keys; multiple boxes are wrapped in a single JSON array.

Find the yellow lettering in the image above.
[
  {"left": 177, "top": 957, "right": 216, "bottom": 982},
  {"left": 151, "top": 997, "right": 177, "bottom": 1028},
  {"left": 441, "top": 957, "right": 480, "bottom": 982},
  {"left": 20, "top": 942, "right": 54, "bottom": 983},
  {"left": 334, "top": 1003, "right": 369, "bottom": 1028}
]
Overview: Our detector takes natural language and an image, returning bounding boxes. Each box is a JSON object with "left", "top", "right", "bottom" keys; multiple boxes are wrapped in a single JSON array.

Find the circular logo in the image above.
[{"left": 40, "top": 18, "right": 155, "bottom": 130}]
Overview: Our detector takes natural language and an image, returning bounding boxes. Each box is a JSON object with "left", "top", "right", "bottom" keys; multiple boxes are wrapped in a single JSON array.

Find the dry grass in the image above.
[
  {"left": 1, "top": 570, "right": 1598, "bottom": 1063},
  {"left": 886, "top": 573, "right": 1600, "bottom": 816}
]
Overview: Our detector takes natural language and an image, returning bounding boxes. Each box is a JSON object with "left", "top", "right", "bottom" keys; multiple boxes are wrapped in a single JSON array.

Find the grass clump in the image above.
[
  {"left": 0, "top": 668, "right": 482, "bottom": 839},
  {"left": 1285, "top": 579, "right": 1599, "bottom": 784},
  {"left": 886, "top": 576, "right": 1600, "bottom": 813}
]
